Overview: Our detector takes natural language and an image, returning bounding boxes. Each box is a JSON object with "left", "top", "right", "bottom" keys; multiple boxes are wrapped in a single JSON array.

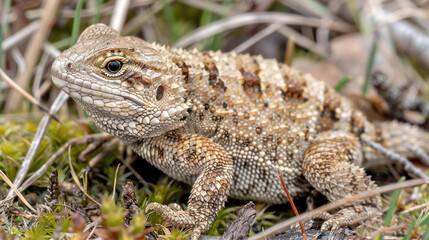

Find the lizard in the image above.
[{"left": 51, "top": 23, "right": 429, "bottom": 239}]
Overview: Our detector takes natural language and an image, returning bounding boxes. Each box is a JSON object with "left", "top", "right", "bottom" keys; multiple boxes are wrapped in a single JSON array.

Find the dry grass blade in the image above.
[
  {"left": 376, "top": 8, "right": 429, "bottom": 28},
  {"left": 180, "top": 0, "right": 241, "bottom": 15},
  {"left": 0, "top": 170, "right": 37, "bottom": 214},
  {"left": 284, "top": 36, "right": 295, "bottom": 65},
  {"left": 389, "top": 21, "right": 429, "bottom": 73},
  {"left": 401, "top": 201, "right": 429, "bottom": 214},
  {"left": 112, "top": 164, "right": 121, "bottom": 201},
  {"left": 174, "top": 12, "right": 354, "bottom": 48},
  {"left": 110, "top": 0, "right": 130, "bottom": 32},
  {"left": 86, "top": 221, "right": 99, "bottom": 240},
  {"left": 4, "top": 91, "right": 69, "bottom": 202},
  {"left": 5, "top": 0, "right": 61, "bottom": 112},
  {"left": 1, "top": 20, "right": 39, "bottom": 52},
  {"left": 232, "top": 24, "right": 281, "bottom": 53},
  {"left": 277, "top": 25, "right": 327, "bottom": 57},
  {"left": 56, "top": 0, "right": 154, "bottom": 18},
  {"left": 249, "top": 178, "right": 428, "bottom": 240},
  {"left": 0, "top": 68, "right": 60, "bottom": 122},
  {"left": 122, "top": 0, "right": 166, "bottom": 35},
  {"left": 68, "top": 146, "right": 101, "bottom": 206}
]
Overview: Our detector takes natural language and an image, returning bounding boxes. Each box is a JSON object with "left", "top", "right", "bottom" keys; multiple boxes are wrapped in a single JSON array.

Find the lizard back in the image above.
[{"left": 158, "top": 45, "right": 366, "bottom": 202}]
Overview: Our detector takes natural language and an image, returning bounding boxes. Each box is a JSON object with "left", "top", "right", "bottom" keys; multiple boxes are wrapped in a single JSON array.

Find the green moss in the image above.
[{"left": 23, "top": 212, "right": 57, "bottom": 239}]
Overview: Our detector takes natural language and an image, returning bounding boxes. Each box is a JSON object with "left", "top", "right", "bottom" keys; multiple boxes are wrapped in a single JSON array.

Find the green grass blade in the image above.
[
  {"left": 376, "top": 177, "right": 405, "bottom": 240},
  {"left": 384, "top": 177, "right": 404, "bottom": 225},
  {"left": 334, "top": 76, "right": 351, "bottom": 92},
  {"left": 362, "top": 41, "right": 378, "bottom": 96},
  {"left": 420, "top": 212, "right": 429, "bottom": 226},
  {"left": 92, "top": 0, "right": 103, "bottom": 24},
  {"left": 162, "top": 0, "right": 179, "bottom": 42},
  {"left": 70, "top": 0, "right": 85, "bottom": 46},
  {"left": 69, "top": 0, "right": 99, "bottom": 132},
  {"left": 423, "top": 229, "right": 429, "bottom": 240},
  {"left": 400, "top": 219, "right": 415, "bottom": 240},
  {"left": 0, "top": 0, "right": 12, "bottom": 103},
  {"left": 0, "top": 0, "right": 12, "bottom": 69}
]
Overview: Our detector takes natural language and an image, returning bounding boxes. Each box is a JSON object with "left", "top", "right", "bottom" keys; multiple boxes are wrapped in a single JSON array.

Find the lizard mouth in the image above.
[{"left": 52, "top": 75, "right": 154, "bottom": 108}]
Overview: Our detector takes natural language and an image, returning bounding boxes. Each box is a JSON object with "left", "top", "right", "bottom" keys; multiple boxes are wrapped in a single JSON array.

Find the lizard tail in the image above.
[
  {"left": 376, "top": 121, "right": 429, "bottom": 158},
  {"left": 365, "top": 121, "right": 429, "bottom": 176}
]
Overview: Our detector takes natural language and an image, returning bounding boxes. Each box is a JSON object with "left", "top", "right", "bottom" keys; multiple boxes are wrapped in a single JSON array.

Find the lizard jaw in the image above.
[{"left": 52, "top": 75, "right": 155, "bottom": 109}]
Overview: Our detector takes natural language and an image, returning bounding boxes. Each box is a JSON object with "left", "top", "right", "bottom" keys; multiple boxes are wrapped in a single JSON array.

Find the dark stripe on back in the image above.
[
  {"left": 171, "top": 56, "right": 189, "bottom": 83},
  {"left": 240, "top": 68, "right": 262, "bottom": 97}
]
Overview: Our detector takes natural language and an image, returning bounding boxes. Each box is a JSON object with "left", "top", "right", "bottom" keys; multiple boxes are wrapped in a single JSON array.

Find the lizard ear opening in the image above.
[
  {"left": 156, "top": 85, "right": 164, "bottom": 101},
  {"left": 77, "top": 23, "right": 120, "bottom": 43}
]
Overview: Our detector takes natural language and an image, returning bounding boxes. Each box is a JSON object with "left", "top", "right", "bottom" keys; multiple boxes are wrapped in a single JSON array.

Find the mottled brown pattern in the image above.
[
  {"left": 51, "top": 24, "right": 429, "bottom": 240},
  {"left": 203, "top": 58, "right": 227, "bottom": 92},
  {"left": 171, "top": 56, "right": 189, "bottom": 83},
  {"left": 240, "top": 67, "right": 262, "bottom": 97}
]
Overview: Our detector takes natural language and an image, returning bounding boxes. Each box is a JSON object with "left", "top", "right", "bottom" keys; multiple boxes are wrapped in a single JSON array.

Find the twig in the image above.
[
  {"left": 0, "top": 68, "right": 60, "bottom": 122},
  {"left": 407, "top": 145, "right": 429, "bottom": 166},
  {"left": 88, "top": 138, "right": 119, "bottom": 168},
  {"left": 117, "top": 155, "right": 151, "bottom": 190},
  {"left": 248, "top": 178, "right": 427, "bottom": 240},
  {"left": 174, "top": 12, "right": 354, "bottom": 48},
  {"left": 3, "top": 91, "right": 68, "bottom": 203},
  {"left": 79, "top": 136, "right": 113, "bottom": 162},
  {"left": 362, "top": 138, "right": 429, "bottom": 179}
]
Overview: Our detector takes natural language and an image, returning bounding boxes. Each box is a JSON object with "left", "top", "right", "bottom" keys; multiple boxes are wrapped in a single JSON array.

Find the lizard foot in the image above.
[
  {"left": 320, "top": 205, "right": 382, "bottom": 232},
  {"left": 146, "top": 202, "right": 205, "bottom": 240}
]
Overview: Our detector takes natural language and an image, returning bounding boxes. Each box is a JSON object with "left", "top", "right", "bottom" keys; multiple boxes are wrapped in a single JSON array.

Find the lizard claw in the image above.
[
  {"left": 321, "top": 218, "right": 344, "bottom": 231},
  {"left": 145, "top": 202, "right": 161, "bottom": 212}
]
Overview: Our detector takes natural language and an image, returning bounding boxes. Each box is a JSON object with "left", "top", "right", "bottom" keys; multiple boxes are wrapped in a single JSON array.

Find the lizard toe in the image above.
[{"left": 145, "top": 202, "right": 209, "bottom": 239}]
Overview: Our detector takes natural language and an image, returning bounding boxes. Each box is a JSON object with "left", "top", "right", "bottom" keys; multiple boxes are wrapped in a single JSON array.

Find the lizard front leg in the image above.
[
  {"left": 302, "top": 131, "right": 382, "bottom": 232},
  {"left": 138, "top": 133, "right": 233, "bottom": 240}
]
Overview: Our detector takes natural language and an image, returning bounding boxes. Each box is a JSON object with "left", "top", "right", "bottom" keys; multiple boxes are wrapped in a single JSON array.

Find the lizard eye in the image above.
[{"left": 106, "top": 60, "right": 123, "bottom": 73}]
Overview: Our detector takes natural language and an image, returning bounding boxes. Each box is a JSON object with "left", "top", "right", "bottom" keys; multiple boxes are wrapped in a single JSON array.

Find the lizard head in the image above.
[{"left": 52, "top": 24, "right": 189, "bottom": 142}]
